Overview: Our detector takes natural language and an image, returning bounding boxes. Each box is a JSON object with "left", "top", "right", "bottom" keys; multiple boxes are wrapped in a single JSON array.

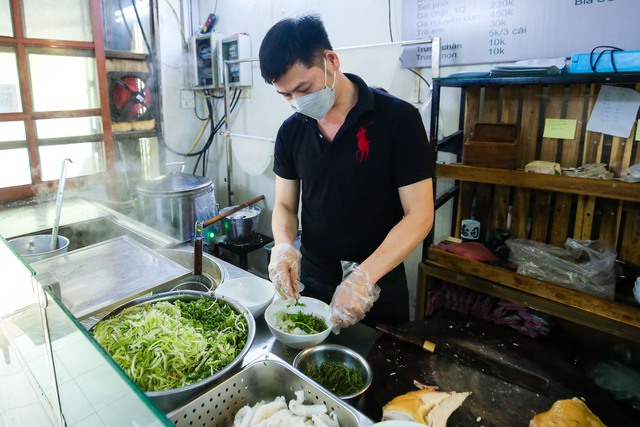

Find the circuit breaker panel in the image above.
[
  {"left": 189, "top": 32, "right": 225, "bottom": 90},
  {"left": 219, "top": 34, "right": 252, "bottom": 87},
  {"left": 189, "top": 33, "right": 252, "bottom": 90}
]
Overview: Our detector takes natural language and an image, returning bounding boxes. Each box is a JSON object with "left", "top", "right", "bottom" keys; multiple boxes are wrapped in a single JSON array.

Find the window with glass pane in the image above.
[
  {"left": 102, "top": 0, "right": 151, "bottom": 54},
  {"left": 0, "top": 122, "right": 31, "bottom": 188},
  {"left": 36, "top": 116, "right": 105, "bottom": 181},
  {"left": 39, "top": 142, "right": 105, "bottom": 181},
  {"left": 23, "top": 0, "right": 92, "bottom": 41},
  {"left": 0, "top": 0, "right": 12, "bottom": 37},
  {"left": 29, "top": 52, "right": 99, "bottom": 112},
  {"left": 0, "top": 48, "right": 22, "bottom": 113}
]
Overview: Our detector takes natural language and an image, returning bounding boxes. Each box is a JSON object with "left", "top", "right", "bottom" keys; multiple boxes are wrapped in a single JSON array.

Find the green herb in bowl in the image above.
[
  {"left": 276, "top": 310, "right": 328, "bottom": 335},
  {"left": 305, "top": 361, "right": 365, "bottom": 396}
]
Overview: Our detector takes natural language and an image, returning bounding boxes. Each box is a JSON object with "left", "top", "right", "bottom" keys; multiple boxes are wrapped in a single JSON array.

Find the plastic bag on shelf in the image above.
[{"left": 505, "top": 238, "right": 617, "bottom": 300}]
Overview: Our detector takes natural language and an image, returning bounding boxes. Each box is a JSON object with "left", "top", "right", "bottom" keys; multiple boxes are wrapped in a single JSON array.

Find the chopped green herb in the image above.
[
  {"left": 92, "top": 298, "right": 248, "bottom": 392},
  {"left": 305, "top": 361, "right": 365, "bottom": 396},
  {"left": 276, "top": 310, "right": 327, "bottom": 335}
]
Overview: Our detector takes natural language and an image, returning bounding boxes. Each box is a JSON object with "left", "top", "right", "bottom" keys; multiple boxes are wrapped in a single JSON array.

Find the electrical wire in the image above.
[
  {"left": 162, "top": 0, "right": 188, "bottom": 48},
  {"left": 389, "top": 0, "right": 431, "bottom": 91},
  {"left": 191, "top": 88, "right": 243, "bottom": 176},
  {"left": 590, "top": 45, "right": 623, "bottom": 73},
  {"left": 132, "top": 0, "right": 153, "bottom": 56},
  {"left": 388, "top": 0, "right": 394, "bottom": 42},
  {"left": 117, "top": 0, "right": 134, "bottom": 43},
  {"left": 184, "top": 114, "right": 211, "bottom": 153},
  {"left": 399, "top": 57, "right": 431, "bottom": 89},
  {"left": 193, "top": 94, "right": 208, "bottom": 120},
  {"left": 163, "top": 88, "right": 241, "bottom": 158}
]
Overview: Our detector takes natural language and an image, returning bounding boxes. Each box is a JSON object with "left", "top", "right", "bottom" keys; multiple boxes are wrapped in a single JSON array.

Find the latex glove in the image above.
[
  {"left": 268, "top": 243, "right": 302, "bottom": 301},
  {"left": 329, "top": 265, "right": 380, "bottom": 333}
]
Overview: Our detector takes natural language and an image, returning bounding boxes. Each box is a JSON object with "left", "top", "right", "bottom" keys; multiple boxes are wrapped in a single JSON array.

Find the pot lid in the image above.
[{"left": 136, "top": 172, "right": 213, "bottom": 194}]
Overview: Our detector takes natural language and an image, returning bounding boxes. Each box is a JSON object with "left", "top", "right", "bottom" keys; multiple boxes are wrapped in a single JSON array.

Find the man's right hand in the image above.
[{"left": 268, "top": 243, "right": 302, "bottom": 300}]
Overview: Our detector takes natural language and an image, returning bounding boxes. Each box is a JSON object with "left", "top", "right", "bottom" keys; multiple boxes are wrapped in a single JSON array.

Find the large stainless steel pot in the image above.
[{"left": 136, "top": 172, "right": 218, "bottom": 242}]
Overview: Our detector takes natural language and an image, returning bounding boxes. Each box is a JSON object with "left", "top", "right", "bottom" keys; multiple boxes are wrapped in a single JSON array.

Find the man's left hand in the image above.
[{"left": 329, "top": 265, "right": 380, "bottom": 333}]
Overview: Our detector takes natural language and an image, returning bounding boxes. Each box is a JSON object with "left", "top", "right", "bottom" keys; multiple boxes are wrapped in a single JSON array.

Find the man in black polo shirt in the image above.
[{"left": 260, "top": 14, "right": 434, "bottom": 331}]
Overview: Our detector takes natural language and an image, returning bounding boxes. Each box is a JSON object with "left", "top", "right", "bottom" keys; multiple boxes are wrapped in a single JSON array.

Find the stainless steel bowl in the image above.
[
  {"left": 293, "top": 344, "right": 373, "bottom": 404},
  {"left": 9, "top": 235, "right": 70, "bottom": 262},
  {"left": 91, "top": 290, "right": 255, "bottom": 413}
]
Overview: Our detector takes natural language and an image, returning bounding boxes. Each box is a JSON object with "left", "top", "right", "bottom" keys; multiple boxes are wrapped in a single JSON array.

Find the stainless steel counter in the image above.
[{"left": 1, "top": 197, "right": 385, "bottom": 423}]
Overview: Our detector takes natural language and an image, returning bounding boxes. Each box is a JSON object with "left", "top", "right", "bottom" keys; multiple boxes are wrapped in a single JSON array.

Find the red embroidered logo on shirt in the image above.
[{"left": 355, "top": 123, "right": 371, "bottom": 162}]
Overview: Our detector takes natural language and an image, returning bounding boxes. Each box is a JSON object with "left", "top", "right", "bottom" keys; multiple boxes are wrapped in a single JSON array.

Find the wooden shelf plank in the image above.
[
  {"left": 420, "top": 261, "right": 640, "bottom": 343},
  {"left": 436, "top": 164, "right": 640, "bottom": 203},
  {"left": 425, "top": 248, "right": 640, "bottom": 332}
]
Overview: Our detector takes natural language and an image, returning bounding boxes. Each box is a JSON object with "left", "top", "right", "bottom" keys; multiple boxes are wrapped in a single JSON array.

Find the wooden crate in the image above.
[{"left": 462, "top": 123, "right": 518, "bottom": 169}]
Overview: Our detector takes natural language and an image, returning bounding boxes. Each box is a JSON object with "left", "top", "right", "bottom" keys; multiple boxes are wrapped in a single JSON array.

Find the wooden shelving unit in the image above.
[{"left": 419, "top": 71, "right": 640, "bottom": 342}]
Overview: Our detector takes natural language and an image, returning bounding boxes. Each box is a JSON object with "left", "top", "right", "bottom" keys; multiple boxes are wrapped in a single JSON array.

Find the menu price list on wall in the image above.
[{"left": 401, "top": 0, "right": 639, "bottom": 68}]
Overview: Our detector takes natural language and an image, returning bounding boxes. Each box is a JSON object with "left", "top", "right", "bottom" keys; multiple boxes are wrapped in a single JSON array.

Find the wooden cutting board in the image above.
[{"left": 366, "top": 318, "right": 636, "bottom": 426}]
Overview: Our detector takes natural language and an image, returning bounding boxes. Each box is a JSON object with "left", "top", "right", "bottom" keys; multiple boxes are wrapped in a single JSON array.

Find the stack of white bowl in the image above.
[{"left": 634, "top": 277, "right": 640, "bottom": 304}]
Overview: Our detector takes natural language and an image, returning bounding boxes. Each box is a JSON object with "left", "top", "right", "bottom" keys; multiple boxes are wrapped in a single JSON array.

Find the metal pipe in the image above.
[
  {"left": 51, "top": 158, "right": 72, "bottom": 251},
  {"left": 222, "top": 61, "right": 233, "bottom": 206},
  {"left": 229, "top": 133, "right": 274, "bottom": 142},
  {"left": 335, "top": 38, "right": 438, "bottom": 51},
  {"left": 221, "top": 57, "right": 262, "bottom": 207}
]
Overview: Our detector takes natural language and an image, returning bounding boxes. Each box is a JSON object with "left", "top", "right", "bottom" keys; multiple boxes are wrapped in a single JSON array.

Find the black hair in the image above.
[{"left": 259, "top": 14, "right": 333, "bottom": 84}]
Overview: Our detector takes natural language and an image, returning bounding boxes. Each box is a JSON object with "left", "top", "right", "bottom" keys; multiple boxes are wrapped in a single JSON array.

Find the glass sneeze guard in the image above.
[{"left": 0, "top": 235, "right": 171, "bottom": 426}]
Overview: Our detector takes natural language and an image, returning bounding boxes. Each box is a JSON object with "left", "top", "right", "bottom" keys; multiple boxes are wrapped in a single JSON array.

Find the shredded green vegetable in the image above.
[
  {"left": 92, "top": 298, "right": 248, "bottom": 392},
  {"left": 276, "top": 310, "right": 327, "bottom": 335},
  {"left": 305, "top": 361, "right": 365, "bottom": 396}
]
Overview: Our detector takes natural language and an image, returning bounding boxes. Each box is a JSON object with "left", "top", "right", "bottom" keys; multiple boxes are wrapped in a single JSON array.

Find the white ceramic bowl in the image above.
[
  {"left": 633, "top": 280, "right": 640, "bottom": 304},
  {"left": 264, "top": 296, "right": 331, "bottom": 349},
  {"left": 214, "top": 276, "right": 275, "bottom": 318}
]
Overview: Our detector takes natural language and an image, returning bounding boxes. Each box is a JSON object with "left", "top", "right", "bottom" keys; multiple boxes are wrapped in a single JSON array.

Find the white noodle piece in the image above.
[{"left": 289, "top": 390, "right": 328, "bottom": 417}]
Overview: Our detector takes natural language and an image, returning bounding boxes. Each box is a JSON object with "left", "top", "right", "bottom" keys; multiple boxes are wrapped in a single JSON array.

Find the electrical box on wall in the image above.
[
  {"left": 218, "top": 34, "right": 252, "bottom": 88},
  {"left": 189, "top": 32, "right": 225, "bottom": 90}
]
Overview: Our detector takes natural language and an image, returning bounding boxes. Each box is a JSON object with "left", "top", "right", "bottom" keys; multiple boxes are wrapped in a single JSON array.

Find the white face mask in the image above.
[{"left": 289, "top": 59, "right": 336, "bottom": 120}]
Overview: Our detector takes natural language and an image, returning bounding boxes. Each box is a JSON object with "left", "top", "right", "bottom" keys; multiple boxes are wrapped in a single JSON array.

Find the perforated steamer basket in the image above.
[{"left": 168, "top": 353, "right": 374, "bottom": 427}]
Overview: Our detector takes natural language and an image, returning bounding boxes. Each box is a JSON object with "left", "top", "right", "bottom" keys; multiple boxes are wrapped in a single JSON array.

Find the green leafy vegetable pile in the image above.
[
  {"left": 276, "top": 310, "right": 328, "bottom": 335},
  {"left": 92, "top": 298, "right": 248, "bottom": 392},
  {"left": 305, "top": 361, "right": 365, "bottom": 396}
]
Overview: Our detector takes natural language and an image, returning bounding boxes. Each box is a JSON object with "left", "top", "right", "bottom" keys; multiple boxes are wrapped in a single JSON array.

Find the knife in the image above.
[{"left": 375, "top": 322, "right": 549, "bottom": 396}]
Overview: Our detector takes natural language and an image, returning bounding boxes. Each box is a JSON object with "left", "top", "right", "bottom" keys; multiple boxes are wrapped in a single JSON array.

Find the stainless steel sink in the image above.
[
  {"left": 2, "top": 198, "right": 179, "bottom": 252},
  {"left": 49, "top": 217, "right": 161, "bottom": 251},
  {"left": 154, "top": 248, "right": 227, "bottom": 292}
]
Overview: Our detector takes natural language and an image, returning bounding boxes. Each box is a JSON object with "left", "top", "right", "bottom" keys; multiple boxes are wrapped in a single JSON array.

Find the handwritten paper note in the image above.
[
  {"left": 586, "top": 85, "right": 640, "bottom": 138},
  {"left": 0, "top": 84, "right": 19, "bottom": 113},
  {"left": 543, "top": 119, "right": 577, "bottom": 139}
]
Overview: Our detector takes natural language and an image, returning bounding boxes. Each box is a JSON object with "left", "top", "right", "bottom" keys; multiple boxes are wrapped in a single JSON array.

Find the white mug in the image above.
[{"left": 460, "top": 219, "right": 481, "bottom": 241}]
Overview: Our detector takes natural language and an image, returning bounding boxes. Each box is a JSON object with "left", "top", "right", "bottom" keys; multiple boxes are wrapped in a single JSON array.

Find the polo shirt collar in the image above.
[{"left": 344, "top": 73, "right": 375, "bottom": 118}]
